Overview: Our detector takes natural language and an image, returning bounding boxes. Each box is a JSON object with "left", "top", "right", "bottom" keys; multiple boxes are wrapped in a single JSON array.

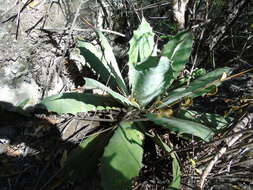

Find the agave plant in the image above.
[{"left": 38, "top": 18, "right": 232, "bottom": 190}]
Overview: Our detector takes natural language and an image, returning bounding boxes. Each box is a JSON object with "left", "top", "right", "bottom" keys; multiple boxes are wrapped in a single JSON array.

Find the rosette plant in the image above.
[{"left": 38, "top": 18, "right": 232, "bottom": 190}]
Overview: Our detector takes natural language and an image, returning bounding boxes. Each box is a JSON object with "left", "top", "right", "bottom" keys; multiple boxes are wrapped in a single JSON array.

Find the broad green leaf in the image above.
[
  {"left": 39, "top": 93, "right": 120, "bottom": 114},
  {"left": 161, "top": 31, "right": 193, "bottom": 89},
  {"left": 158, "top": 67, "right": 232, "bottom": 108},
  {"left": 175, "top": 109, "right": 233, "bottom": 131},
  {"left": 96, "top": 31, "right": 129, "bottom": 96},
  {"left": 128, "top": 17, "right": 155, "bottom": 89},
  {"left": 128, "top": 17, "right": 155, "bottom": 65},
  {"left": 78, "top": 41, "right": 119, "bottom": 91},
  {"left": 131, "top": 56, "right": 173, "bottom": 107},
  {"left": 146, "top": 113, "right": 214, "bottom": 141},
  {"left": 100, "top": 121, "right": 144, "bottom": 190},
  {"left": 63, "top": 131, "right": 112, "bottom": 181},
  {"left": 78, "top": 39, "right": 128, "bottom": 95},
  {"left": 130, "top": 31, "right": 193, "bottom": 107},
  {"left": 85, "top": 78, "right": 139, "bottom": 108}
]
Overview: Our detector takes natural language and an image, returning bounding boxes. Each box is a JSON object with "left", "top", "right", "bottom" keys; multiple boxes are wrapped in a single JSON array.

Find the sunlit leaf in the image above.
[
  {"left": 146, "top": 113, "right": 214, "bottom": 141},
  {"left": 158, "top": 67, "right": 232, "bottom": 108},
  {"left": 131, "top": 56, "right": 172, "bottom": 107},
  {"left": 85, "top": 78, "right": 138, "bottom": 108},
  {"left": 161, "top": 31, "right": 193, "bottom": 88},
  {"left": 39, "top": 93, "right": 120, "bottom": 114},
  {"left": 130, "top": 31, "right": 193, "bottom": 107},
  {"left": 78, "top": 38, "right": 128, "bottom": 95},
  {"left": 128, "top": 17, "right": 155, "bottom": 89},
  {"left": 128, "top": 17, "right": 155, "bottom": 65},
  {"left": 78, "top": 41, "right": 119, "bottom": 90},
  {"left": 175, "top": 109, "right": 233, "bottom": 131},
  {"left": 100, "top": 121, "right": 144, "bottom": 190},
  {"left": 96, "top": 31, "right": 129, "bottom": 96}
]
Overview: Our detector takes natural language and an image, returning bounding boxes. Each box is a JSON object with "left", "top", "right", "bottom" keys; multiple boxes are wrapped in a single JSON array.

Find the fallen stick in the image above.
[{"left": 199, "top": 112, "right": 253, "bottom": 189}]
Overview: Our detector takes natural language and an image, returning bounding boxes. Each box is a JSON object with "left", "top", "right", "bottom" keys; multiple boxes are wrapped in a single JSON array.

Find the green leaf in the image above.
[
  {"left": 128, "top": 17, "right": 155, "bottom": 65},
  {"left": 131, "top": 56, "right": 172, "bottom": 107},
  {"left": 175, "top": 109, "right": 233, "bottom": 131},
  {"left": 130, "top": 31, "right": 193, "bottom": 107},
  {"left": 85, "top": 78, "right": 139, "bottom": 108},
  {"left": 168, "top": 157, "right": 181, "bottom": 190},
  {"left": 38, "top": 93, "right": 120, "bottom": 114},
  {"left": 161, "top": 31, "right": 193, "bottom": 88},
  {"left": 16, "top": 98, "right": 30, "bottom": 108},
  {"left": 158, "top": 67, "right": 232, "bottom": 108},
  {"left": 78, "top": 31, "right": 128, "bottom": 96},
  {"left": 128, "top": 17, "right": 155, "bottom": 89},
  {"left": 78, "top": 41, "right": 119, "bottom": 91},
  {"left": 146, "top": 113, "right": 214, "bottom": 141},
  {"left": 96, "top": 31, "right": 129, "bottom": 96},
  {"left": 63, "top": 131, "right": 112, "bottom": 181},
  {"left": 100, "top": 121, "right": 144, "bottom": 190},
  {"left": 192, "top": 68, "right": 207, "bottom": 79}
]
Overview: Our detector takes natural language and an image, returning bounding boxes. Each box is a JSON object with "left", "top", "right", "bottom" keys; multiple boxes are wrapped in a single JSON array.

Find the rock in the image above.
[
  {"left": 0, "top": 61, "right": 40, "bottom": 106},
  {"left": 0, "top": 143, "right": 8, "bottom": 154}
]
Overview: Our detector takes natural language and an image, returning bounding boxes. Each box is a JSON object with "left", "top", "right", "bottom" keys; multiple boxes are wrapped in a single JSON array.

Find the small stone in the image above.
[{"left": 0, "top": 143, "right": 8, "bottom": 154}]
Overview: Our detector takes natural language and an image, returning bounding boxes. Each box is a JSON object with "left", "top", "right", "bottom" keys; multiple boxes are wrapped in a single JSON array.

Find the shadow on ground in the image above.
[{"left": 0, "top": 101, "right": 102, "bottom": 190}]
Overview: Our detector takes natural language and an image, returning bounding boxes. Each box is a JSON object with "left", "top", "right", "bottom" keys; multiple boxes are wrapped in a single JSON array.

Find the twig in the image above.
[
  {"left": 2, "top": 0, "right": 34, "bottom": 39},
  {"left": 62, "top": 0, "right": 89, "bottom": 57},
  {"left": 0, "top": 0, "right": 19, "bottom": 17},
  {"left": 134, "top": 1, "right": 171, "bottom": 11},
  {"left": 188, "top": 28, "right": 205, "bottom": 85},
  {"left": 208, "top": 0, "right": 248, "bottom": 51},
  {"left": 74, "top": 116, "right": 117, "bottom": 122},
  {"left": 199, "top": 112, "right": 253, "bottom": 189},
  {"left": 162, "top": 128, "right": 253, "bottom": 156}
]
